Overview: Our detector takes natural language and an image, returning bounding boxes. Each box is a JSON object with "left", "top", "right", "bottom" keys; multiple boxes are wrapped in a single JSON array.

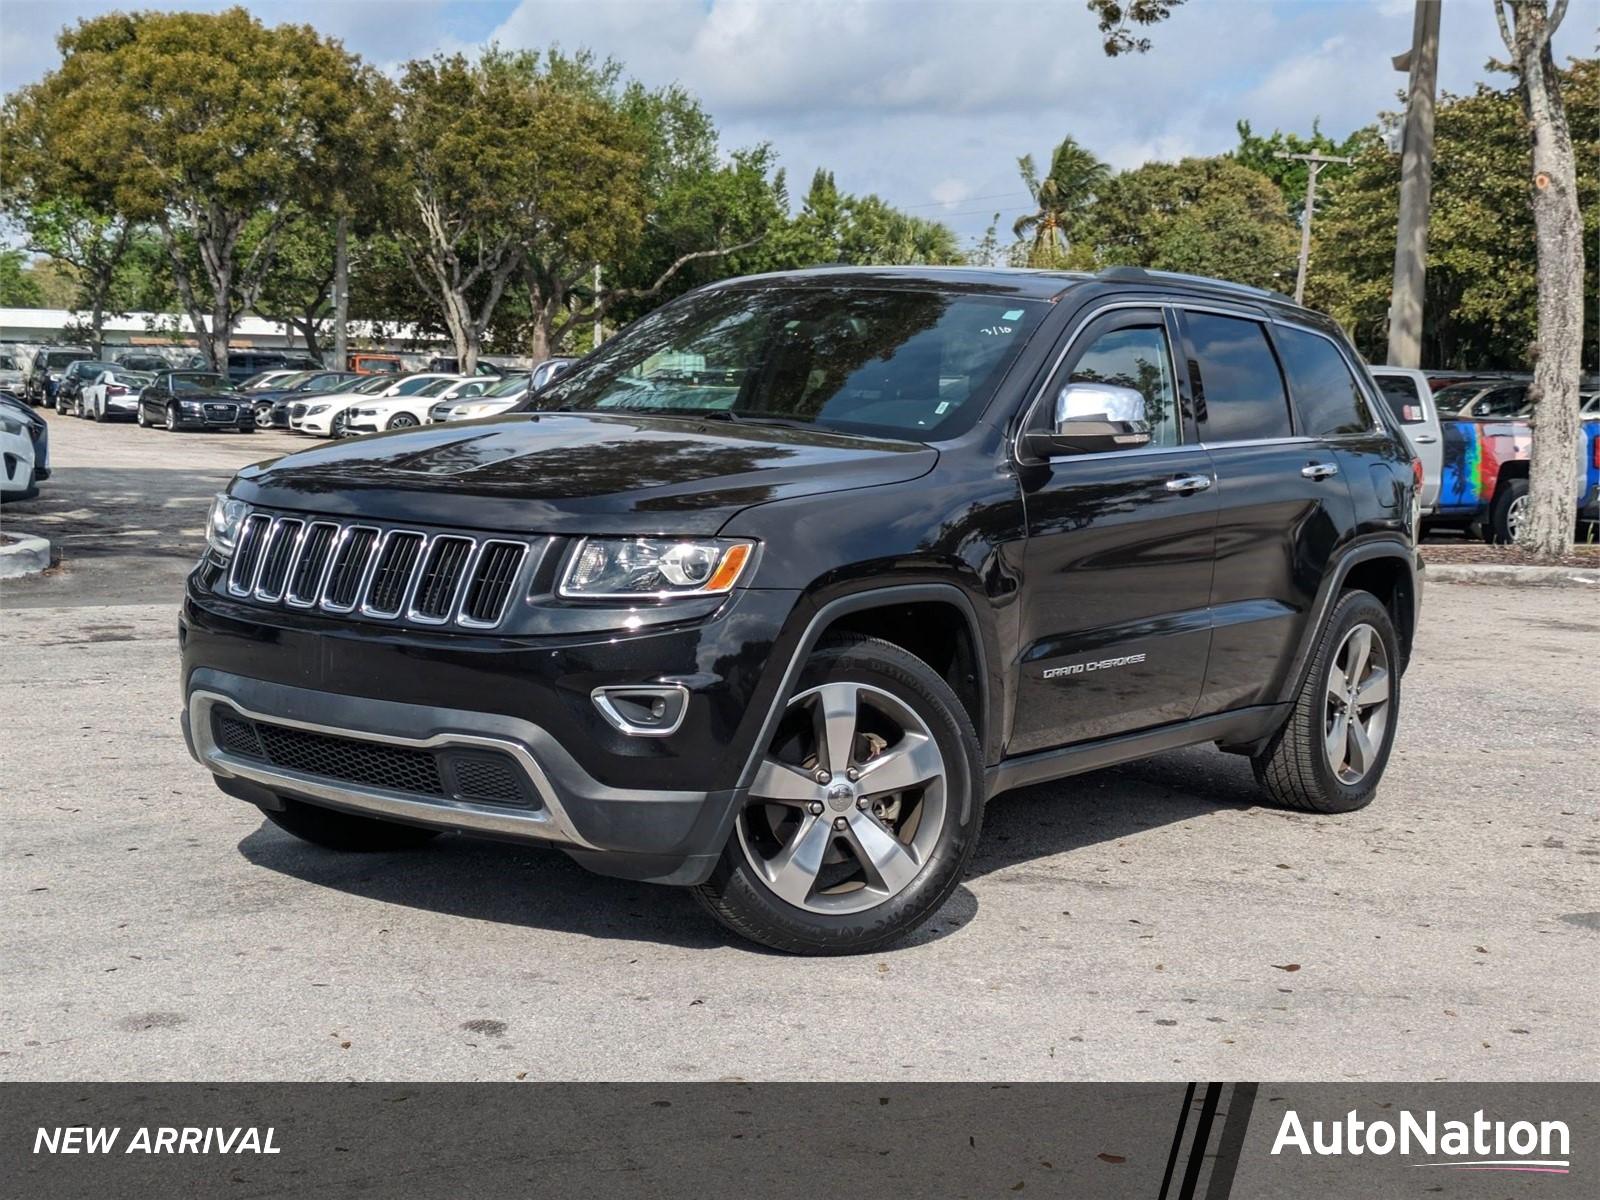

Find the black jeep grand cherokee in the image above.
[{"left": 182, "top": 266, "right": 1421, "bottom": 954}]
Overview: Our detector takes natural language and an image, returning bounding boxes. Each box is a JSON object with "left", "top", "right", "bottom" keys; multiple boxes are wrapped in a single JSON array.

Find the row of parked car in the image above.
[
  {"left": 1369, "top": 367, "right": 1600, "bottom": 543},
  {"left": 0, "top": 344, "right": 574, "bottom": 502}
]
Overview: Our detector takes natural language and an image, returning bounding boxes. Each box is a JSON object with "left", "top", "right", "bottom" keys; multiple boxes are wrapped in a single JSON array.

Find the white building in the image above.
[{"left": 0, "top": 307, "right": 446, "bottom": 355}]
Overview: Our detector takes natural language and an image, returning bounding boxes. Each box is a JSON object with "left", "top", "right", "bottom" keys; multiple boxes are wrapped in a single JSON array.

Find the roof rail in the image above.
[{"left": 1096, "top": 266, "right": 1296, "bottom": 305}]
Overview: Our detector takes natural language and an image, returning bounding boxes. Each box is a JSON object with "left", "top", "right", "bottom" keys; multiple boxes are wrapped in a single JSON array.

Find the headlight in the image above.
[
  {"left": 454, "top": 402, "right": 500, "bottom": 419},
  {"left": 0, "top": 415, "right": 23, "bottom": 435},
  {"left": 206, "top": 493, "right": 249, "bottom": 557},
  {"left": 559, "top": 537, "right": 754, "bottom": 599},
  {"left": 180, "top": 400, "right": 203, "bottom": 411},
  {"left": 305, "top": 404, "right": 330, "bottom": 416}
]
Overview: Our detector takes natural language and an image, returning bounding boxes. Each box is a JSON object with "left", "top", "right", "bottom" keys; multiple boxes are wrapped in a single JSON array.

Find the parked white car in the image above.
[
  {"left": 292, "top": 373, "right": 466, "bottom": 437},
  {"left": 0, "top": 351, "right": 26, "bottom": 396},
  {"left": 343, "top": 375, "right": 473, "bottom": 434},
  {"left": 1, "top": 405, "right": 38, "bottom": 500},
  {"left": 1368, "top": 367, "right": 1443, "bottom": 517},
  {"left": 81, "top": 368, "right": 156, "bottom": 422}
]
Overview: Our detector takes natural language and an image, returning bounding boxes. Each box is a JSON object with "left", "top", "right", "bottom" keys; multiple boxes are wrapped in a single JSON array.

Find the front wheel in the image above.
[
  {"left": 386, "top": 412, "right": 419, "bottom": 431},
  {"left": 135, "top": 404, "right": 149, "bottom": 428},
  {"left": 164, "top": 404, "right": 179, "bottom": 432},
  {"left": 694, "top": 634, "right": 983, "bottom": 955},
  {"left": 1252, "top": 590, "right": 1400, "bottom": 814},
  {"left": 263, "top": 798, "right": 442, "bottom": 851}
]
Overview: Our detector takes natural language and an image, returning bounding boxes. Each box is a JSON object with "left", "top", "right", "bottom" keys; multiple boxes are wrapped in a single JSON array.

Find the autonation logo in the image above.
[{"left": 1272, "top": 1108, "right": 1571, "bottom": 1175}]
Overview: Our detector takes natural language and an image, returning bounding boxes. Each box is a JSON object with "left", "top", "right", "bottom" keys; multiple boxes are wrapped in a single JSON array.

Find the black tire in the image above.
[
  {"left": 262, "top": 797, "right": 442, "bottom": 852},
  {"left": 330, "top": 410, "right": 349, "bottom": 438},
  {"left": 165, "top": 404, "right": 179, "bottom": 432},
  {"left": 55, "top": 391, "right": 70, "bottom": 415},
  {"left": 135, "top": 403, "right": 149, "bottom": 428},
  {"left": 386, "top": 412, "right": 419, "bottom": 431},
  {"left": 1252, "top": 590, "right": 1400, "bottom": 814},
  {"left": 693, "top": 634, "right": 984, "bottom": 955},
  {"left": 91, "top": 403, "right": 104, "bottom": 422},
  {"left": 1485, "top": 477, "right": 1529, "bottom": 545}
]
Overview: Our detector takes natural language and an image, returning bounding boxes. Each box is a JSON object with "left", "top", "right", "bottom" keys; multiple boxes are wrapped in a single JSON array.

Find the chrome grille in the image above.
[{"left": 218, "top": 510, "right": 532, "bottom": 629}]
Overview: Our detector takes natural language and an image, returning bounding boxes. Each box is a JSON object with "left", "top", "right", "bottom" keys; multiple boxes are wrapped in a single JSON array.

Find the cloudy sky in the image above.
[{"left": 1, "top": 0, "right": 1580, "bottom": 244}]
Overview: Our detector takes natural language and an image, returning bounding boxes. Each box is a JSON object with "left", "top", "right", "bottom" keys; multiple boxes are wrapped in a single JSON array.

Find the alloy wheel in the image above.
[
  {"left": 1506, "top": 493, "right": 1529, "bottom": 542},
  {"left": 1324, "top": 623, "right": 1391, "bottom": 785},
  {"left": 388, "top": 413, "right": 418, "bottom": 430},
  {"left": 736, "top": 682, "right": 946, "bottom": 915}
]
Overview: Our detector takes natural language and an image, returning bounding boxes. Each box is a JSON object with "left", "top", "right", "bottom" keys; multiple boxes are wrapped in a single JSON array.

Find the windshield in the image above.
[
  {"left": 300, "top": 373, "right": 353, "bottom": 394},
  {"left": 483, "top": 373, "right": 530, "bottom": 398},
  {"left": 1431, "top": 382, "right": 1488, "bottom": 414},
  {"left": 339, "top": 375, "right": 393, "bottom": 395},
  {"left": 46, "top": 351, "right": 92, "bottom": 368},
  {"left": 392, "top": 375, "right": 445, "bottom": 396},
  {"left": 112, "top": 371, "right": 155, "bottom": 387},
  {"left": 528, "top": 287, "right": 1047, "bottom": 439},
  {"left": 171, "top": 372, "right": 231, "bottom": 392},
  {"left": 419, "top": 377, "right": 458, "bottom": 397}
]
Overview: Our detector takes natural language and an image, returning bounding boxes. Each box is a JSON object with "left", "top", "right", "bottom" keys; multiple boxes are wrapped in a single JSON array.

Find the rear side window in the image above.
[
  {"left": 1185, "top": 312, "right": 1290, "bottom": 441},
  {"left": 1275, "top": 326, "right": 1373, "bottom": 436},
  {"left": 1374, "top": 375, "right": 1428, "bottom": 424}
]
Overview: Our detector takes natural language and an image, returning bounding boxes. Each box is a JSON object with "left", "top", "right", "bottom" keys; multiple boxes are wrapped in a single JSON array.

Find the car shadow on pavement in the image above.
[
  {"left": 967, "top": 745, "right": 1261, "bottom": 879},
  {"left": 236, "top": 822, "right": 976, "bottom": 953}
]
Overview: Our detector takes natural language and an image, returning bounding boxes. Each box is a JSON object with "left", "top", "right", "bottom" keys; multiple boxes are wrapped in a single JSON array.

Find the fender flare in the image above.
[
  {"left": 734, "top": 582, "right": 994, "bottom": 792},
  {"left": 1278, "top": 538, "right": 1420, "bottom": 705}
]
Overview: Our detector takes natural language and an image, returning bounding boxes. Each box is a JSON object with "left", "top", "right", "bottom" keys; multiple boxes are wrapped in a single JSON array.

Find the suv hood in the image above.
[{"left": 231, "top": 411, "right": 937, "bottom": 534}]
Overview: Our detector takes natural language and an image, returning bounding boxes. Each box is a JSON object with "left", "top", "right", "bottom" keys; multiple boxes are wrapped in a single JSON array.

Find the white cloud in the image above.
[{"left": 2, "top": 0, "right": 1577, "bottom": 246}]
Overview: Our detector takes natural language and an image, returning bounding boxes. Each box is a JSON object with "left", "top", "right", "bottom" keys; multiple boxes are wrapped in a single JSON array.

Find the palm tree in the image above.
[{"left": 1013, "top": 136, "right": 1111, "bottom": 259}]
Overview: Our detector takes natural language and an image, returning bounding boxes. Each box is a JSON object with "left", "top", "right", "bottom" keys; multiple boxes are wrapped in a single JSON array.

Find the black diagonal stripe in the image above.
[
  {"left": 1177, "top": 1082, "right": 1223, "bottom": 1200},
  {"left": 1159, "top": 1082, "right": 1197, "bottom": 1200},
  {"left": 1203, "top": 1083, "right": 1259, "bottom": 1200}
]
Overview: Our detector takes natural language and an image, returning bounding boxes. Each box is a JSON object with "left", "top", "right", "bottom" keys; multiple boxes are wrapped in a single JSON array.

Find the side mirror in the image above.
[{"left": 1023, "top": 382, "right": 1152, "bottom": 459}]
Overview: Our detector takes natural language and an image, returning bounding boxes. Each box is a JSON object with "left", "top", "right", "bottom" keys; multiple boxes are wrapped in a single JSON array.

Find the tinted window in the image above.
[
  {"left": 1064, "top": 321, "right": 1180, "bottom": 447},
  {"left": 1469, "top": 385, "right": 1529, "bottom": 419},
  {"left": 170, "top": 373, "right": 230, "bottom": 392},
  {"left": 533, "top": 288, "right": 1045, "bottom": 439},
  {"left": 1374, "top": 375, "right": 1428, "bottom": 424},
  {"left": 1186, "top": 313, "right": 1290, "bottom": 441},
  {"left": 1275, "top": 327, "right": 1372, "bottom": 435},
  {"left": 1431, "top": 382, "right": 1486, "bottom": 415}
]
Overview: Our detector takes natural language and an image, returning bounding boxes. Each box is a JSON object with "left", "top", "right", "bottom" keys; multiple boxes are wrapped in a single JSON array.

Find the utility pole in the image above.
[
  {"left": 593, "top": 264, "right": 603, "bottom": 349},
  {"left": 1275, "top": 150, "right": 1353, "bottom": 304},
  {"left": 1386, "top": 0, "right": 1442, "bottom": 366},
  {"left": 332, "top": 214, "right": 350, "bottom": 369}
]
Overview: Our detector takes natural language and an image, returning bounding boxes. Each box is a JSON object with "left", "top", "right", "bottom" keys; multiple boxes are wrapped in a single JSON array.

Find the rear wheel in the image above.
[
  {"left": 1486, "top": 478, "right": 1529, "bottom": 545},
  {"left": 694, "top": 634, "right": 983, "bottom": 955},
  {"left": 135, "top": 403, "right": 149, "bottom": 428},
  {"left": 263, "top": 797, "right": 442, "bottom": 852},
  {"left": 1252, "top": 590, "right": 1399, "bottom": 814}
]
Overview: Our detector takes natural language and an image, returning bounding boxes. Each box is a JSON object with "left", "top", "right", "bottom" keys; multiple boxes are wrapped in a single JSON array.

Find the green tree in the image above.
[
  {"left": 1311, "top": 60, "right": 1597, "bottom": 371},
  {"left": 1086, "top": 0, "right": 1187, "bottom": 55},
  {"left": 0, "top": 248, "right": 43, "bottom": 307},
  {"left": 1013, "top": 136, "right": 1110, "bottom": 262},
  {"left": 1232, "top": 120, "right": 1364, "bottom": 218},
  {"left": 1072, "top": 156, "right": 1299, "bottom": 290},
  {"left": 762, "top": 169, "right": 960, "bottom": 272},
  {"left": 6, "top": 8, "right": 369, "bottom": 372}
]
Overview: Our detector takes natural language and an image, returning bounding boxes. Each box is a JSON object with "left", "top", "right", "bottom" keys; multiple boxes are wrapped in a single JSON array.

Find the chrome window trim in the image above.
[{"left": 1011, "top": 299, "right": 1193, "bottom": 467}]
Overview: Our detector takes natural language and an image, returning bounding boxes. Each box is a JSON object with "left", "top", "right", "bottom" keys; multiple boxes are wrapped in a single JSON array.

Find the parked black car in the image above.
[
  {"left": 136, "top": 372, "right": 254, "bottom": 432},
  {"left": 54, "top": 358, "right": 119, "bottom": 416},
  {"left": 182, "top": 266, "right": 1422, "bottom": 954},
  {"left": 24, "top": 347, "right": 94, "bottom": 406},
  {"left": 114, "top": 351, "right": 173, "bottom": 372}
]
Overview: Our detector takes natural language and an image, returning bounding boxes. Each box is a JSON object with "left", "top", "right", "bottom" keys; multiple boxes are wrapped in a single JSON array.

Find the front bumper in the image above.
[{"left": 181, "top": 577, "right": 804, "bottom": 883}]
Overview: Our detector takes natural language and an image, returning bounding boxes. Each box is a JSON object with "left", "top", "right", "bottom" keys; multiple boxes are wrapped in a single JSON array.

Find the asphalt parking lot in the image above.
[{"left": 2, "top": 409, "right": 1597, "bottom": 1082}]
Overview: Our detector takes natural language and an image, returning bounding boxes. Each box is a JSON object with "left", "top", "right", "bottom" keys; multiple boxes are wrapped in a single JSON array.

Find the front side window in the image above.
[
  {"left": 1060, "top": 320, "right": 1180, "bottom": 448},
  {"left": 530, "top": 287, "right": 1048, "bottom": 439},
  {"left": 1374, "top": 374, "right": 1427, "bottom": 424},
  {"left": 1470, "top": 386, "right": 1529, "bottom": 419},
  {"left": 1276, "top": 326, "right": 1372, "bottom": 436},
  {"left": 1185, "top": 312, "right": 1291, "bottom": 442}
]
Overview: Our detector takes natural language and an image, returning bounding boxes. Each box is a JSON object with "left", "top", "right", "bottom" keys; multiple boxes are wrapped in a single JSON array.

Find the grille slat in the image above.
[
  {"left": 211, "top": 710, "right": 532, "bottom": 807},
  {"left": 286, "top": 522, "right": 338, "bottom": 606},
  {"left": 254, "top": 519, "right": 304, "bottom": 601},
  {"left": 410, "top": 536, "right": 474, "bottom": 622},
  {"left": 220, "top": 510, "right": 531, "bottom": 630},
  {"left": 461, "top": 541, "right": 527, "bottom": 627},
  {"left": 363, "top": 532, "right": 426, "bottom": 617},
  {"left": 321, "top": 526, "right": 379, "bottom": 611}
]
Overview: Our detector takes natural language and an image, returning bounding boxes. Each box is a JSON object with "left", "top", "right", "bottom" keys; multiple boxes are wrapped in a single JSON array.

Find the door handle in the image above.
[
  {"left": 1301, "top": 462, "right": 1340, "bottom": 480},
  {"left": 1165, "top": 474, "right": 1213, "bottom": 493},
  {"left": 1413, "top": 434, "right": 1438, "bottom": 444}
]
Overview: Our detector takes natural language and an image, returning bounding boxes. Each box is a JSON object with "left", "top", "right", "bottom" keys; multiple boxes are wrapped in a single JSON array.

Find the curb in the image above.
[
  {"left": 0, "top": 532, "right": 51, "bottom": 579},
  {"left": 1425, "top": 563, "right": 1600, "bottom": 587}
]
